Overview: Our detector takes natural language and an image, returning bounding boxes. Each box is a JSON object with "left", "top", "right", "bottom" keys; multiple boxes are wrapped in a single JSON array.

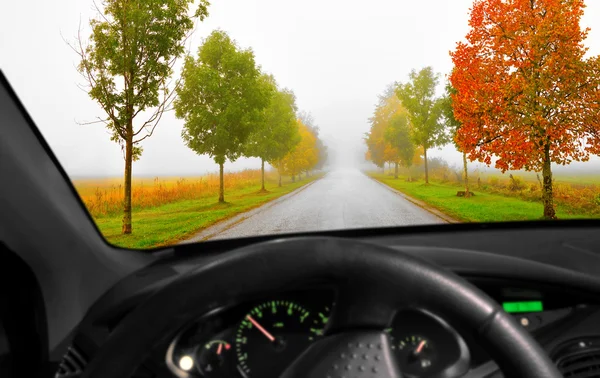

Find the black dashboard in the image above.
[
  {"left": 150, "top": 284, "right": 587, "bottom": 378},
  {"left": 61, "top": 229, "right": 600, "bottom": 378}
]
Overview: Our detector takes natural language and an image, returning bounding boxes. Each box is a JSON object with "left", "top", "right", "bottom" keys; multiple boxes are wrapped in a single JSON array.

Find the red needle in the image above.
[
  {"left": 217, "top": 343, "right": 223, "bottom": 355},
  {"left": 415, "top": 340, "right": 426, "bottom": 354},
  {"left": 247, "top": 315, "right": 276, "bottom": 342}
]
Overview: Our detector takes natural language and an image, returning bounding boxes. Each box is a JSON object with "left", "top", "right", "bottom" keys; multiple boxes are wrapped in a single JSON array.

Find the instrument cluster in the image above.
[{"left": 166, "top": 289, "right": 470, "bottom": 378}]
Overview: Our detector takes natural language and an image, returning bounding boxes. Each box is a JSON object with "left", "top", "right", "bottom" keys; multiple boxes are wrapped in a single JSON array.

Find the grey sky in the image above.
[{"left": 1, "top": 0, "right": 599, "bottom": 177}]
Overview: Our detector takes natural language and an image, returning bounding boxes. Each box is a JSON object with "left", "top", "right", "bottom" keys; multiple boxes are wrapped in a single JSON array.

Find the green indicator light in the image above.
[{"left": 502, "top": 301, "right": 543, "bottom": 313}]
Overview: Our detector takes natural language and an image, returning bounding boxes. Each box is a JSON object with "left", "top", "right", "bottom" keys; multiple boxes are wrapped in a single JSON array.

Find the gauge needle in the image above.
[
  {"left": 217, "top": 343, "right": 223, "bottom": 355},
  {"left": 247, "top": 315, "right": 276, "bottom": 342},
  {"left": 415, "top": 340, "right": 427, "bottom": 354}
]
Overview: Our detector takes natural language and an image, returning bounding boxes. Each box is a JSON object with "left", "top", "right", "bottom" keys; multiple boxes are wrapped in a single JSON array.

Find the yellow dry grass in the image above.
[{"left": 74, "top": 169, "right": 279, "bottom": 218}]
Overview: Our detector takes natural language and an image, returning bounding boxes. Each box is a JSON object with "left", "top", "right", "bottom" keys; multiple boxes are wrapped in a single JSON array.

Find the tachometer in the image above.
[{"left": 235, "top": 301, "right": 316, "bottom": 377}]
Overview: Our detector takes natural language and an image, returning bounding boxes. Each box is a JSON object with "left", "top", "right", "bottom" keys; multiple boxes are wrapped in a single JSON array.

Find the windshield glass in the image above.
[{"left": 2, "top": 0, "right": 600, "bottom": 249}]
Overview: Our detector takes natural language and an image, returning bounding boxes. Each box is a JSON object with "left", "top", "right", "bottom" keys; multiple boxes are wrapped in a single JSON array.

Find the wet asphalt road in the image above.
[{"left": 185, "top": 168, "right": 445, "bottom": 242}]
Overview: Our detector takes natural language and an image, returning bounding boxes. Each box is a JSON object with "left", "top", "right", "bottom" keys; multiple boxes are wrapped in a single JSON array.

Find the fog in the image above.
[{"left": 1, "top": 0, "right": 600, "bottom": 177}]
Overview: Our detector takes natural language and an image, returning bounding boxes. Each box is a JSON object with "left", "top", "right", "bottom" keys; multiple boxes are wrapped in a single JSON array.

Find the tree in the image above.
[
  {"left": 441, "top": 81, "right": 471, "bottom": 196},
  {"left": 74, "top": 0, "right": 209, "bottom": 234},
  {"left": 396, "top": 67, "right": 448, "bottom": 184},
  {"left": 306, "top": 126, "right": 327, "bottom": 174},
  {"left": 280, "top": 120, "right": 318, "bottom": 181},
  {"left": 364, "top": 127, "right": 386, "bottom": 169},
  {"left": 385, "top": 112, "right": 416, "bottom": 180},
  {"left": 450, "top": 0, "right": 600, "bottom": 219},
  {"left": 298, "top": 110, "right": 315, "bottom": 129},
  {"left": 298, "top": 111, "right": 328, "bottom": 172},
  {"left": 246, "top": 75, "right": 300, "bottom": 191},
  {"left": 365, "top": 85, "right": 406, "bottom": 175},
  {"left": 383, "top": 144, "right": 400, "bottom": 178},
  {"left": 174, "top": 30, "right": 271, "bottom": 203}
]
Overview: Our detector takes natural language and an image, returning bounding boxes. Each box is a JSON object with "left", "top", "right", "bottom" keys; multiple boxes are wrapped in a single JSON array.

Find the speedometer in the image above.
[{"left": 235, "top": 301, "right": 318, "bottom": 377}]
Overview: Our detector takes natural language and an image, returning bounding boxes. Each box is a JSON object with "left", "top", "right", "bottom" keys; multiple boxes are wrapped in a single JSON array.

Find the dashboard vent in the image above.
[
  {"left": 554, "top": 338, "right": 600, "bottom": 377},
  {"left": 55, "top": 345, "right": 87, "bottom": 378}
]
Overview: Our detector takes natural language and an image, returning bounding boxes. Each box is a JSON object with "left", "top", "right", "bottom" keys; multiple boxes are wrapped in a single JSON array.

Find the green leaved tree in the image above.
[
  {"left": 385, "top": 112, "right": 415, "bottom": 180},
  {"left": 246, "top": 75, "right": 300, "bottom": 190},
  {"left": 174, "top": 30, "right": 271, "bottom": 202},
  {"left": 74, "top": 0, "right": 210, "bottom": 234},
  {"left": 396, "top": 67, "right": 448, "bottom": 184}
]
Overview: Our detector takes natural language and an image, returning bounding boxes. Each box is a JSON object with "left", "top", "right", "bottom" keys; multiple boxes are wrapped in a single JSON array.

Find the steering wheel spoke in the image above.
[{"left": 281, "top": 331, "right": 402, "bottom": 378}]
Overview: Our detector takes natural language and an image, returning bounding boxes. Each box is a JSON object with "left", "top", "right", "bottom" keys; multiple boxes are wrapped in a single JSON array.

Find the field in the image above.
[
  {"left": 369, "top": 167, "right": 600, "bottom": 222},
  {"left": 73, "top": 170, "right": 320, "bottom": 249}
]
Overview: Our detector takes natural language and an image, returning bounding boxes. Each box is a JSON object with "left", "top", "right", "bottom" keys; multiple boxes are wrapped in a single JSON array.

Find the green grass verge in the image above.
[
  {"left": 94, "top": 175, "right": 322, "bottom": 249},
  {"left": 368, "top": 172, "right": 594, "bottom": 222}
]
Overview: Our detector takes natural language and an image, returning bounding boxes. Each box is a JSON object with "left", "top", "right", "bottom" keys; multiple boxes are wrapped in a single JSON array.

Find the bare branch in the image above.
[
  {"left": 132, "top": 80, "right": 179, "bottom": 141},
  {"left": 76, "top": 116, "right": 112, "bottom": 126},
  {"left": 92, "top": 0, "right": 110, "bottom": 24},
  {"left": 73, "top": 22, "right": 125, "bottom": 139}
]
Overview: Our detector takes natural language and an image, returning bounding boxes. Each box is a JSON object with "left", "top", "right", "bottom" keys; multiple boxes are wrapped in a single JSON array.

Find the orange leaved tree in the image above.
[
  {"left": 365, "top": 85, "right": 410, "bottom": 178},
  {"left": 280, "top": 120, "right": 318, "bottom": 181},
  {"left": 450, "top": 0, "right": 600, "bottom": 219}
]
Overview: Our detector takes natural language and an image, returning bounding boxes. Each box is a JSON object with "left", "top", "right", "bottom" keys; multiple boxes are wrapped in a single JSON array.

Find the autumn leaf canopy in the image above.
[{"left": 450, "top": 0, "right": 600, "bottom": 172}]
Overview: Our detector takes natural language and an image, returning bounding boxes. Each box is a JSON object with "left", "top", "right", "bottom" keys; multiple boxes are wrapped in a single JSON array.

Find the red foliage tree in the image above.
[{"left": 450, "top": 0, "right": 600, "bottom": 219}]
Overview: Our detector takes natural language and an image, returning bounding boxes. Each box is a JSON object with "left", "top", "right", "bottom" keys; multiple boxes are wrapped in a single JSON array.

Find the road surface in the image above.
[{"left": 184, "top": 169, "right": 445, "bottom": 242}]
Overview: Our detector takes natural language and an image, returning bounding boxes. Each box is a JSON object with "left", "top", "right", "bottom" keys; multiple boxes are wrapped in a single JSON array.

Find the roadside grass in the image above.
[
  {"left": 74, "top": 169, "right": 283, "bottom": 218},
  {"left": 369, "top": 172, "right": 594, "bottom": 222},
  {"left": 89, "top": 174, "right": 322, "bottom": 249}
]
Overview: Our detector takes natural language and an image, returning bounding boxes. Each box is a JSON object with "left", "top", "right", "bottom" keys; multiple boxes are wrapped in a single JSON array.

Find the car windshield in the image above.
[{"left": 2, "top": 0, "right": 600, "bottom": 249}]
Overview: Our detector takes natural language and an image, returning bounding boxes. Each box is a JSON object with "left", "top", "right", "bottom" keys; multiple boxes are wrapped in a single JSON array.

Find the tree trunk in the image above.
[
  {"left": 292, "top": 175, "right": 295, "bottom": 183},
  {"left": 121, "top": 131, "right": 133, "bottom": 235},
  {"left": 219, "top": 162, "right": 225, "bottom": 203},
  {"left": 541, "top": 144, "right": 556, "bottom": 219},
  {"left": 260, "top": 159, "right": 265, "bottom": 192},
  {"left": 423, "top": 148, "right": 429, "bottom": 184},
  {"left": 278, "top": 172, "right": 282, "bottom": 187},
  {"left": 394, "top": 162, "right": 399, "bottom": 179},
  {"left": 462, "top": 151, "right": 470, "bottom": 197}
]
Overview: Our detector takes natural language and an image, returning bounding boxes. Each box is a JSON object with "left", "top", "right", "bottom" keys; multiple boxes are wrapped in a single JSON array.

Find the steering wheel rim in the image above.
[{"left": 80, "top": 237, "right": 561, "bottom": 378}]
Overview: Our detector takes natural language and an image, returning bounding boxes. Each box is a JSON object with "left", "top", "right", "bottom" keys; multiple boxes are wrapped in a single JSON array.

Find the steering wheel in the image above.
[{"left": 81, "top": 237, "right": 562, "bottom": 378}]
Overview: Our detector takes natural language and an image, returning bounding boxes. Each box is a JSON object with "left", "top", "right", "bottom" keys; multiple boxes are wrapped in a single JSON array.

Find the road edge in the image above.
[
  {"left": 365, "top": 173, "right": 460, "bottom": 224},
  {"left": 180, "top": 173, "right": 327, "bottom": 243}
]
